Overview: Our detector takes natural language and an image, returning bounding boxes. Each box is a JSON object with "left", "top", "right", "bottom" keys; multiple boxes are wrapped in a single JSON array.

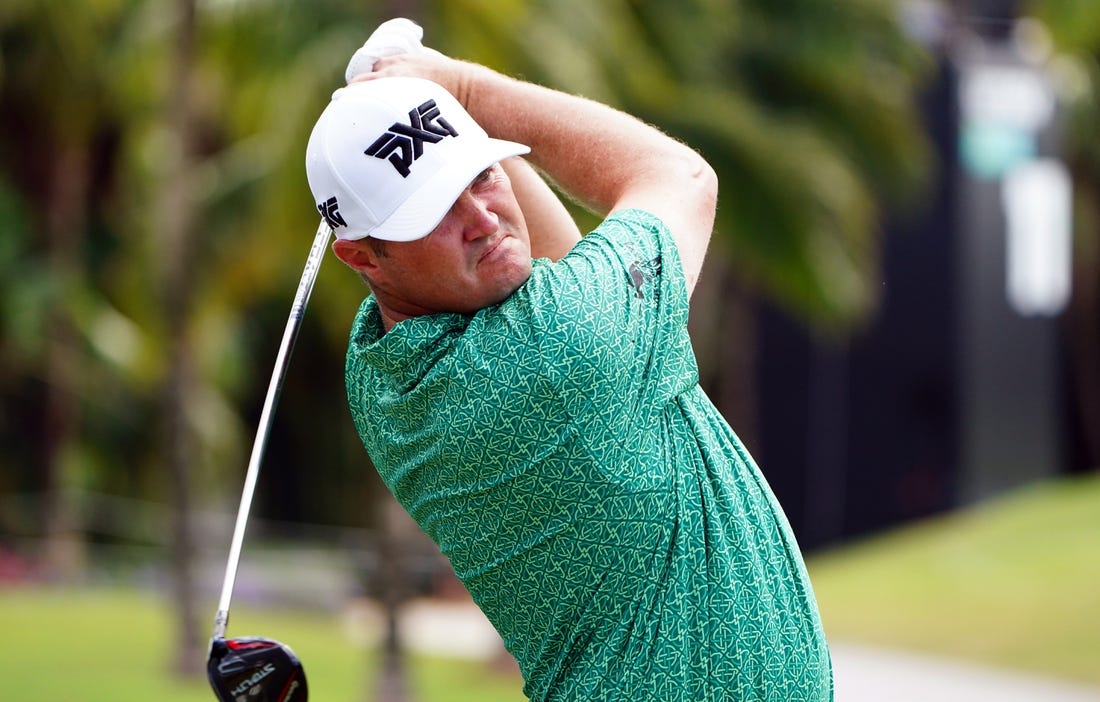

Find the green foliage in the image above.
[
  {"left": 1027, "top": 0, "right": 1100, "bottom": 223},
  {"left": 0, "top": 178, "right": 44, "bottom": 361},
  {"left": 1029, "top": 0, "right": 1100, "bottom": 52}
]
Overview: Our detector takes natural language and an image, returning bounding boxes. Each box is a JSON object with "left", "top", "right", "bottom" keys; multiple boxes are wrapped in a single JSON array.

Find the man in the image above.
[{"left": 305, "top": 44, "right": 832, "bottom": 702}]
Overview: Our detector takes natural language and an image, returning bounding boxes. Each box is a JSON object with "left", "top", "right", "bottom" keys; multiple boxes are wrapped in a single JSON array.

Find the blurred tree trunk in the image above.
[
  {"left": 40, "top": 143, "right": 89, "bottom": 582},
  {"left": 373, "top": 498, "right": 412, "bottom": 702},
  {"left": 160, "top": 0, "right": 202, "bottom": 678},
  {"left": 1067, "top": 190, "right": 1100, "bottom": 469}
]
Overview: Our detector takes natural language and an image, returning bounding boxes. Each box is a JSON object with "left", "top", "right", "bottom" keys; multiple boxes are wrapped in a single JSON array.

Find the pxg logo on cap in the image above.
[
  {"left": 365, "top": 99, "right": 459, "bottom": 178},
  {"left": 305, "top": 77, "right": 529, "bottom": 243},
  {"left": 317, "top": 196, "right": 346, "bottom": 230}
]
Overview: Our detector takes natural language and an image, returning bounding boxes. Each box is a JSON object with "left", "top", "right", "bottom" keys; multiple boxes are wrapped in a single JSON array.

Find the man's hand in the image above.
[
  {"left": 345, "top": 17, "right": 424, "bottom": 82},
  {"left": 351, "top": 50, "right": 473, "bottom": 100},
  {"left": 349, "top": 28, "right": 580, "bottom": 261}
]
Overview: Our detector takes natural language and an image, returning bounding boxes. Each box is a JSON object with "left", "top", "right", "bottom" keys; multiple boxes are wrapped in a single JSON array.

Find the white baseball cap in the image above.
[{"left": 305, "top": 77, "right": 530, "bottom": 242}]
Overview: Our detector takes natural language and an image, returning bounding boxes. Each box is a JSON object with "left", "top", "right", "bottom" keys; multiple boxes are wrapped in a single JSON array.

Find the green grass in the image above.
[
  {"left": 807, "top": 473, "right": 1100, "bottom": 685},
  {"left": 2, "top": 474, "right": 1096, "bottom": 699},
  {"left": 0, "top": 587, "right": 524, "bottom": 702}
]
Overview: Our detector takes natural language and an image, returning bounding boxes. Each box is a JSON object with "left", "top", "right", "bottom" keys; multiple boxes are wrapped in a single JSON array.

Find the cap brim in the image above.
[{"left": 352, "top": 137, "right": 530, "bottom": 243}]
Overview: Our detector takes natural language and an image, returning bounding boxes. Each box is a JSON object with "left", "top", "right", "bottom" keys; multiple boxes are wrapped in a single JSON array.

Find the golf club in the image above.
[
  {"left": 206, "top": 219, "right": 331, "bottom": 702},
  {"left": 207, "top": 21, "right": 424, "bottom": 700}
]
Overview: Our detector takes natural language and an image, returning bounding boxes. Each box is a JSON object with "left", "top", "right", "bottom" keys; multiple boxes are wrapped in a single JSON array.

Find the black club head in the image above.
[{"left": 207, "top": 636, "right": 308, "bottom": 702}]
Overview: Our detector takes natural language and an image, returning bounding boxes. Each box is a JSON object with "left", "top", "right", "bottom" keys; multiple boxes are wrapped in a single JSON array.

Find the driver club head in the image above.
[{"left": 207, "top": 636, "right": 308, "bottom": 702}]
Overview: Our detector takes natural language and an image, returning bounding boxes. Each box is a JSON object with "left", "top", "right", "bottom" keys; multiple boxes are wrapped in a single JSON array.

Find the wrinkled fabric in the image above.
[{"left": 346, "top": 210, "right": 833, "bottom": 701}]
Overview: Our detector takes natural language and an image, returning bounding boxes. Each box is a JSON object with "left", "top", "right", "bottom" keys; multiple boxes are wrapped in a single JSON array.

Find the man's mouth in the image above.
[{"left": 478, "top": 235, "right": 507, "bottom": 264}]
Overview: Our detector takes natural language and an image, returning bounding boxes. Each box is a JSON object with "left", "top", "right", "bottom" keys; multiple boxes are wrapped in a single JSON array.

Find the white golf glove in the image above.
[{"left": 345, "top": 17, "right": 424, "bottom": 83}]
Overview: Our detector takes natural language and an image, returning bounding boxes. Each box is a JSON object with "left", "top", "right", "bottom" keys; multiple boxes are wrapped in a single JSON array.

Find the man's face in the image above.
[{"left": 350, "top": 163, "right": 533, "bottom": 321}]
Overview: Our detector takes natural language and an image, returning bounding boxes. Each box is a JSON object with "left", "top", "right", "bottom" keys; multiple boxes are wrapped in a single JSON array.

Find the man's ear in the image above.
[{"left": 332, "top": 238, "right": 378, "bottom": 275}]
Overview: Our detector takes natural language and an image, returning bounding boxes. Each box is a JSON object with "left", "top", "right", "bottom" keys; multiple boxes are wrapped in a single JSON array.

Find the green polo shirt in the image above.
[{"left": 345, "top": 209, "right": 832, "bottom": 701}]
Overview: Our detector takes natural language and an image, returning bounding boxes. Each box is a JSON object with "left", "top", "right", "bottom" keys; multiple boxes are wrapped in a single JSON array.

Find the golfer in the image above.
[{"left": 306, "top": 47, "right": 832, "bottom": 702}]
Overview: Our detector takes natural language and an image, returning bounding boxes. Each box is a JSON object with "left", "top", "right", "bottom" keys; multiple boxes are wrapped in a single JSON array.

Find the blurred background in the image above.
[{"left": 1, "top": 0, "right": 1097, "bottom": 700}]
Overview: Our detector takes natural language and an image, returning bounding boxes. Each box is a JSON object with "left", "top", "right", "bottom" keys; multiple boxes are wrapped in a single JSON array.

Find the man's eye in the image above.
[{"left": 473, "top": 167, "right": 494, "bottom": 186}]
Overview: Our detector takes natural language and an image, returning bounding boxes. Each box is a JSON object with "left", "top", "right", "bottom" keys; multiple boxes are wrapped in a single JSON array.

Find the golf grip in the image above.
[{"left": 212, "top": 219, "right": 333, "bottom": 643}]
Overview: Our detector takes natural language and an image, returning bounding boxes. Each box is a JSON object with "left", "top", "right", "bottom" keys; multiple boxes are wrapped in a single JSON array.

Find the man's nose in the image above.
[{"left": 452, "top": 191, "right": 498, "bottom": 241}]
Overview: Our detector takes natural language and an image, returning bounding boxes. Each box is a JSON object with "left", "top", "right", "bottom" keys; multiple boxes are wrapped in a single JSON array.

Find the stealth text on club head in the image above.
[{"left": 207, "top": 637, "right": 307, "bottom": 702}]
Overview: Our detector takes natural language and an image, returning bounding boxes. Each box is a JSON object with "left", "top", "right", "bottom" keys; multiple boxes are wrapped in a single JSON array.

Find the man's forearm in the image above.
[
  {"left": 454, "top": 65, "right": 687, "bottom": 216},
  {"left": 501, "top": 157, "right": 581, "bottom": 261},
  {"left": 451, "top": 65, "right": 717, "bottom": 293}
]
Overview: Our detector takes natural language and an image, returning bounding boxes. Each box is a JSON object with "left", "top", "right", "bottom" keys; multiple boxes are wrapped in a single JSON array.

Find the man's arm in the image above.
[
  {"left": 363, "top": 53, "right": 718, "bottom": 294},
  {"left": 501, "top": 157, "right": 581, "bottom": 262}
]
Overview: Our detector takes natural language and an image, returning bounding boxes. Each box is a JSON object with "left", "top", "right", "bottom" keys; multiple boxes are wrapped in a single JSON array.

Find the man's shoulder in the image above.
[
  {"left": 576, "top": 209, "right": 677, "bottom": 273},
  {"left": 592, "top": 208, "right": 670, "bottom": 241}
]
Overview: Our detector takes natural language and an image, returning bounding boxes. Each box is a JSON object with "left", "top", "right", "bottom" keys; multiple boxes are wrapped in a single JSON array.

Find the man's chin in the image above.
[
  {"left": 483, "top": 262, "right": 533, "bottom": 309},
  {"left": 492, "top": 275, "right": 532, "bottom": 308}
]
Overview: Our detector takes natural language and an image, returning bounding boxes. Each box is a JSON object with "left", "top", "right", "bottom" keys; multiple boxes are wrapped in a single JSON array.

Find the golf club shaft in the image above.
[{"left": 213, "top": 219, "right": 333, "bottom": 641}]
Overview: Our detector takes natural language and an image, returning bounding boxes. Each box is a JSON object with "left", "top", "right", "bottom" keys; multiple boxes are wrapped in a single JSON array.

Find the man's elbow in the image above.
[
  {"left": 658, "top": 144, "right": 716, "bottom": 219},
  {"left": 686, "top": 150, "right": 719, "bottom": 217}
]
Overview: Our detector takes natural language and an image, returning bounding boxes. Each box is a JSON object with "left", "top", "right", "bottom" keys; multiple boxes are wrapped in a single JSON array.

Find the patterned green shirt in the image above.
[{"left": 346, "top": 210, "right": 832, "bottom": 701}]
